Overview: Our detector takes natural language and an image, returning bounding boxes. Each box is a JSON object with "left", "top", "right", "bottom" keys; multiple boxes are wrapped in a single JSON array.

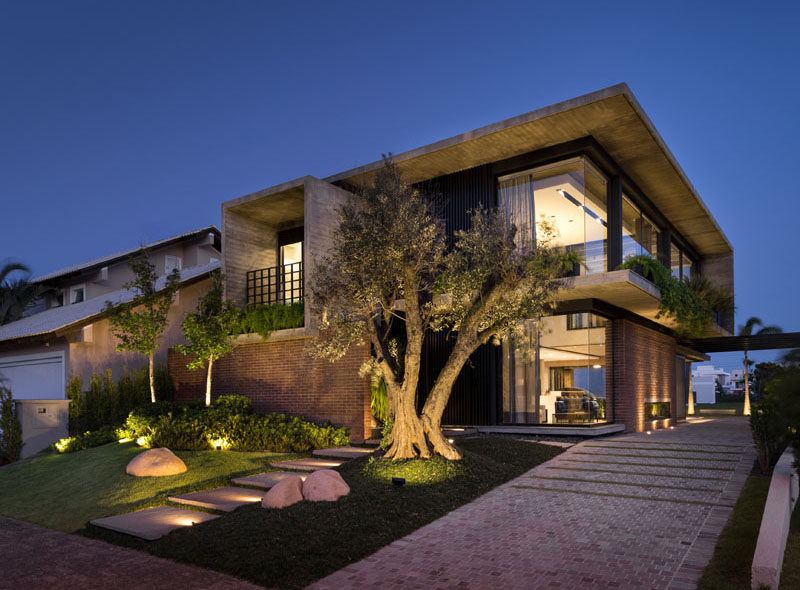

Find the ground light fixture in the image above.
[{"left": 392, "top": 477, "right": 405, "bottom": 487}]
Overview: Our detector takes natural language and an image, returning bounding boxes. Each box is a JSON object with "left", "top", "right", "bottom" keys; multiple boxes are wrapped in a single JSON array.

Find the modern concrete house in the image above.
[
  {"left": 691, "top": 365, "right": 732, "bottom": 404},
  {"left": 0, "top": 227, "right": 221, "bottom": 400},
  {"left": 170, "top": 84, "right": 733, "bottom": 441}
]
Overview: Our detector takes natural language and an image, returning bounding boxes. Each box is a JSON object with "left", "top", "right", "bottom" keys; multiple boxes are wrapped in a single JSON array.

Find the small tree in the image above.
[
  {"left": 105, "top": 250, "right": 180, "bottom": 403},
  {"left": 310, "top": 160, "right": 574, "bottom": 460},
  {"left": 177, "top": 271, "right": 240, "bottom": 406}
]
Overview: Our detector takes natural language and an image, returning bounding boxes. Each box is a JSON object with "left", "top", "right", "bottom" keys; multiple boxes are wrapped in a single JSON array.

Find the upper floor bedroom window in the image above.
[
  {"left": 498, "top": 156, "right": 608, "bottom": 275},
  {"left": 165, "top": 255, "right": 182, "bottom": 274}
]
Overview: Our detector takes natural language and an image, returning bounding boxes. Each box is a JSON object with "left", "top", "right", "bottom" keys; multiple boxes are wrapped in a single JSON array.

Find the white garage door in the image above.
[{"left": 0, "top": 352, "right": 66, "bottom": 400}]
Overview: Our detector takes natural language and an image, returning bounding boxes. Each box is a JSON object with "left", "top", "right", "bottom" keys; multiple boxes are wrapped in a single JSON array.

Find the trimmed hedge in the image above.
[
  {"left": 120, "top": 395, "right": 349, "bottom": 452},
  {"left": 52, "top": 425, "right": 118, "bottom": 454}
]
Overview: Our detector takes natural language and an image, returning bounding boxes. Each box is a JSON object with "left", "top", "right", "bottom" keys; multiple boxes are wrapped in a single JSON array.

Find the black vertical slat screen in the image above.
[{"left": 412, "top": 164, "right": 500, "bottom": 425}]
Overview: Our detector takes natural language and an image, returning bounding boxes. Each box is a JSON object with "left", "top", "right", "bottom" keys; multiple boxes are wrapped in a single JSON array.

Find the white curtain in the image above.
[{"left": 498, "top": 175, "right": 534, "bottom": 245}]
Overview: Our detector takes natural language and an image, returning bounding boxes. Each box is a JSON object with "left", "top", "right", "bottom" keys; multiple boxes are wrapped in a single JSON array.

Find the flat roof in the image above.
[
  {"left": 686, "top": 332, "right": 800, "bottom": 353},
  {"left": 226, "top": 84, "right": 731, "bottom": 258}
]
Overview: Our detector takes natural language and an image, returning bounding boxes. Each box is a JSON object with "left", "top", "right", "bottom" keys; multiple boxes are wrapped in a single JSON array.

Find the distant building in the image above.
[
  {"left": 730, "top": 369, "right": 746, "bottom": 395},
  {"left": 692, "top": 365, "right": 732, "bottom": 404}
]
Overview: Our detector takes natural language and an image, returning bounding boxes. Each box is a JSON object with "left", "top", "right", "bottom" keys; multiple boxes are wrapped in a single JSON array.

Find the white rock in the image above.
[
  {"left": 302, "top": 469, "right": 350, "bottom": 502},
  {"left": 261, "top": 475, "right": 304, "bottom": 508},
  {"left": 126, "top": 448, "right": 187, "bottom": 477}
]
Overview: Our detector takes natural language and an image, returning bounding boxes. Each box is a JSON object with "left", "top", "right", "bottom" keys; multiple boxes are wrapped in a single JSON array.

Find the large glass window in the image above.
[
  {"left": 623, "top": 195, "right": 661, "bottom": 262},
  {"left": 670, "top": 241, "right": 681, "bottom": 278},
  {"left": 503, "top": 313, "right": 610, "bottom": 425},
  {"left": 498, "top": 157, "right": 607, "bottom": 275}
]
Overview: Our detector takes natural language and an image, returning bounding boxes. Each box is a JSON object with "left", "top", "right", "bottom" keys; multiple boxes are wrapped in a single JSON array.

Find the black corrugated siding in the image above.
[{"left": 413, "top": 164, "right": 500, "bottom": 425}]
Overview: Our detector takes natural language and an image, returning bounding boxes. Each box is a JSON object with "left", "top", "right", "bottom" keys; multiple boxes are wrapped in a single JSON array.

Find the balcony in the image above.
[{"left": 246, "top": 262, "right": 303, "bottom": 306}]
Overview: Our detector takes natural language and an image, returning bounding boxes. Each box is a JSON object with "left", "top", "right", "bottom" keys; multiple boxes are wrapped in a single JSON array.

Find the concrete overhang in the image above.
[
  {"left": 325, "top": 84, "right": 731, "bottom": 258},
  {"left": 556, "top": 269, "right": 729, "bottom": 337},
  {"left": 222, "top": 85, "right": 729, "bottom": 258},
  {"left": 223, "top": 176, "right": 307, "bottom": 228}
]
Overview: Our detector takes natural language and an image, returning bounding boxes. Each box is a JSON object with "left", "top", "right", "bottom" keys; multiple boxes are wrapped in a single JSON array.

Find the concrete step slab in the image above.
[
  {"left": 168, "top": 487, "right": 265, "bottom": 512},
  {"left": 312, "top": 446, "right": 375, "bottom": 459},
  {"left": 269, "top": 458, "right": 344, "bottom": 471},
  {"left": 231, "top": 471, "right": 307, "bottom": 489},
  {"left": 90, "top": 506, "right": 218, "bottom": 541},
  {"left": 363, "top": 439, "right": 380, "bottom": 446}
]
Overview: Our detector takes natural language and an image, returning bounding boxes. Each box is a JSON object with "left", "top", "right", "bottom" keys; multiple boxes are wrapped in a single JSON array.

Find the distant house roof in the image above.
[
  {"left": 31, "top": 225, "right": 220, "bottom": 283},
  {"left": 0, "top": 261, "right": 220, "bottom": 343}
]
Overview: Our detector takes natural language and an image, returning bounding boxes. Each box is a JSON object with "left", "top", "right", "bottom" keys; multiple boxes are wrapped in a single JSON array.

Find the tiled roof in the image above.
[
  {"left": 31, "top": 226, "right": 219, "bottom": 283},
  {"left": 0, "top": 261, "right": 220, "bottom": 342}
]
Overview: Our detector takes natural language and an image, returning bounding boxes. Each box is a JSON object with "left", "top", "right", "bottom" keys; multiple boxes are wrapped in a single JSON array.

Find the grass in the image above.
[
  {"left": 697, "top": 474, "right": 771, "bottom": 589},
  {"left": 81, "top": 437, "right": 561, "bottom": 589},
  {"left": 0, "top": 442, "right": 299, "bottom": 532},
  {"left": 780, "top": 500, "right": 800, "bottom": 589}
]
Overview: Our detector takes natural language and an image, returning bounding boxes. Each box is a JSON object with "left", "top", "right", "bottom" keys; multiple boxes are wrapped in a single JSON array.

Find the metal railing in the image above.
[{"left": 246, "top": 262, "right": 303, "bottom": 306}]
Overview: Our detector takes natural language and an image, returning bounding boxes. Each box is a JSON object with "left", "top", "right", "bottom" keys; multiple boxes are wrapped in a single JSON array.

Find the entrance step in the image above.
[
  {"left": 364, "top": 438, "right": 380, "bottom": 446},
  {"left": 442, "top": 427, "right": 478, "bottom": 437},
  {"left": 232, "top": 471, "right": 307, "bottom": 489},
  {"left": 269, "top": 457, "right": 344, "bottom": 471},
  {"left": 168, "top": 487, "right": 265, "bottom": 512},
  {"left": 90, "top": 506, "right": 218, "bottom": 541},
  {"left": 312, "top": 446, "right": 375, "bottom": 459}
]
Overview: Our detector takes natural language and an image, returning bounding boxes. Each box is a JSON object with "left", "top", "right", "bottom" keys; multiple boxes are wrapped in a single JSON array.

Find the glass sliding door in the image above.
[{"left": 502, "top": 313, "right": 611, "bottom": 425}]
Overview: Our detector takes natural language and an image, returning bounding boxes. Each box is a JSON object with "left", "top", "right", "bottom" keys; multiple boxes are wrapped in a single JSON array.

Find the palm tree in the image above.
[
  {"left": 0, "top": 262, "right": 48, "bottom": 325},
  {"left": 738, "top": 317, "right": 782, "bottom": 416}
]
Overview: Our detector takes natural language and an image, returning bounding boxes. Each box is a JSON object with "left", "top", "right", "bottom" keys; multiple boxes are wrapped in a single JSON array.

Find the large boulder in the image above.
[
  {"left": 262, "top": 475, "right": 304, "bottom": 509},
  {"left": 302, "top": 469, "right": 350, "bottom": 502},
  {"left": 126, "top": 448, "right": 187, "bottom": 477}
]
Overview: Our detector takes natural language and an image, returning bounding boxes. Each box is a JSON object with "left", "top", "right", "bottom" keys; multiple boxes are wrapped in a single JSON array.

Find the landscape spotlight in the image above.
[{"left": 392, "top": 477, "right": 405, "bottom": 487}]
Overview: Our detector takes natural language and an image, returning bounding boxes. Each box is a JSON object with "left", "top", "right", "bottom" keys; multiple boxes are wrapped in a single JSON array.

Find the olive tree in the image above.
[
  {"left": 310, "top": 160, "right": 573, "bottom": 460},
  {"left": 177, "top": 271, "right": 240, "bottom": 406},
  {"left": 105, "top": 251, "right": 180, "bottom": 403}
]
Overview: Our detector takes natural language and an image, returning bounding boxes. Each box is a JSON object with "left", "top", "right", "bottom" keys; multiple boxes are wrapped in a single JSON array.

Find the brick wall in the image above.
[
  {"left": 169, "top": 335, "right": 372, "bottom": 441},
  {"left": 611, "top": 319, "right": 677, "bottom": 432}
]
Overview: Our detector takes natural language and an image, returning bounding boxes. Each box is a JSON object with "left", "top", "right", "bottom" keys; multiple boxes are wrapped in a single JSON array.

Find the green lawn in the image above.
[
  {"left": 698, "top": 474, "right": 771, "bottom": 589},
  {"left": 780, "top": 500, "right": 800, "bottom": 589},
  {"left": 81, "top": 437, "right": 562, "bottom": 589},
  {"left": 0, "top": 442, "right": 299, "bottom": 532}
]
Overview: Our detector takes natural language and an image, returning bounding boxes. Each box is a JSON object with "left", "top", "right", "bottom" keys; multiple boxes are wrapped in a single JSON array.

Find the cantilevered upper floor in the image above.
[{"left": 221, "top": 84, "right": 733, "bottom": 335}]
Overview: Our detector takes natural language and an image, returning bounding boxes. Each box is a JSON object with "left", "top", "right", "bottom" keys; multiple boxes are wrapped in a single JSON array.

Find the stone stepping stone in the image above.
[
  {"left": 90, "top": 506, "right": 218, "bottom": 541},
  {"left": 232, "top": 471, "right": 307, "bottom": 489},
  {"left": 270, "top": 457, "right": 344, "bottom": 471},
  {"left": 312, "top": 446, "right": 375, "bottom": 459},
  {"left": 168, "top": 487, "right": 265, "bottom": 512},
  {"left": 535, "top": 440, "right": 574, "bottom": 448}
]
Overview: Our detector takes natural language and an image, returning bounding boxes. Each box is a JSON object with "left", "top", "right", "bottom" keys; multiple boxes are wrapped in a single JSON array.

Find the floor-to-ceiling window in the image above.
[
  {"left": 498, "top": 157, "right": 608, "bottom": 275},
  {"left": 622, "top": 195, "right": 661, "bottom": 262},
  {"left": 502, "top": 313, "right": 610, "bottom": 425}
]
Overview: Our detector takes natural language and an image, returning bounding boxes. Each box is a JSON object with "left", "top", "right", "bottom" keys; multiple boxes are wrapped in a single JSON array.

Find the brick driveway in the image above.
[
  {"left": 0, "top": 516, "right": 259, "bottom": 590},
  {"left": 310, "top": 418, "right": 754, "bottom": 590}
]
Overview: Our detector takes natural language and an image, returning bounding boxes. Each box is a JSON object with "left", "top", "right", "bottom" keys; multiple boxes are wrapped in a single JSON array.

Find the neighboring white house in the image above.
[
  {"left": 730, "top": 368, "right": 746, "bottom": 395},
  {"left": 0, "top": 227, "right": 221, "bottom": 400},
  {"left": 692, "top": 365, "right": 732, "bottom": 404}
]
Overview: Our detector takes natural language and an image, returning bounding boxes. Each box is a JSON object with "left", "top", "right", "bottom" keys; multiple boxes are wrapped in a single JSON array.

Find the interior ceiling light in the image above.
[{"left": 557, "top": 188, "right": 607, "bottom": 228}]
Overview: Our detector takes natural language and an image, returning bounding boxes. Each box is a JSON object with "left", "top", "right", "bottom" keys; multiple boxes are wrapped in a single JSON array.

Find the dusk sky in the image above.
[{"left": 1, "top": 1, "right": 798, "bottom": 370}]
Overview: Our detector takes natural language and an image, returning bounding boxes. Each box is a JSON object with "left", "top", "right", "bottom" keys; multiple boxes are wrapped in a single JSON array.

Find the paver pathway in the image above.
[
  {"left": 310, "top": 418, "right": 754, "bottom": 590},
  {"left": 0, "top": 516, "right": 260, "bottom": 590}
]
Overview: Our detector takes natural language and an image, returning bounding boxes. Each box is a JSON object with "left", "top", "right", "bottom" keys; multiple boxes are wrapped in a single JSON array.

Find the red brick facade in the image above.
[
  {"left": 168, "top": 335, "right": 372, "bottom": 442},
  {"left": 610, "top": 319, "right": 677, "bottom": 432}
]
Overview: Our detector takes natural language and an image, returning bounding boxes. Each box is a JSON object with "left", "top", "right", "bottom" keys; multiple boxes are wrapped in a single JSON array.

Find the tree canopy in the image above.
[{"left": 310, "top": 159, "right": 574, "bottom": 460}]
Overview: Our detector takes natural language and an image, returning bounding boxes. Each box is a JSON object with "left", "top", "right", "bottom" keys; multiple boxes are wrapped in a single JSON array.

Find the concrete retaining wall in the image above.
[{"left": 751, "top": 446, "right": 799, "bottom": 589}]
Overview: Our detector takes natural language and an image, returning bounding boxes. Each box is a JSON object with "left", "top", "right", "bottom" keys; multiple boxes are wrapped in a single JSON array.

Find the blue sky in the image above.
[{"left": 1, "top": 1, "right": 797, "bottom": 369}]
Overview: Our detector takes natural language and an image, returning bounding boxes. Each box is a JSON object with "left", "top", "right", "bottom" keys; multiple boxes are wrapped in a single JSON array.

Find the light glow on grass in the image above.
[{"left": 363, "top": 455, "right": 466, "bottom": 485}]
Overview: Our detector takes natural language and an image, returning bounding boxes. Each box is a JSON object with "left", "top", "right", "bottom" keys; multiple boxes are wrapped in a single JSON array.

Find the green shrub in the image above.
[
  {"left": 148, "top": 414, "right": 211, "bottom": 450},
  {"left": 0, "top": 386, "right": 22, "bottom": 463},
  {"left": 52, "top": 425, "right": 117, "bottom": 454},
  {"left": 119, "top": 395, "right": 349, "bottom": 453},
  {"left": 67, "top": 365, "right": 172, "bottom": 434},
  {"left": 236, "top": 302, "right": 304, "bottom": 338}
]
